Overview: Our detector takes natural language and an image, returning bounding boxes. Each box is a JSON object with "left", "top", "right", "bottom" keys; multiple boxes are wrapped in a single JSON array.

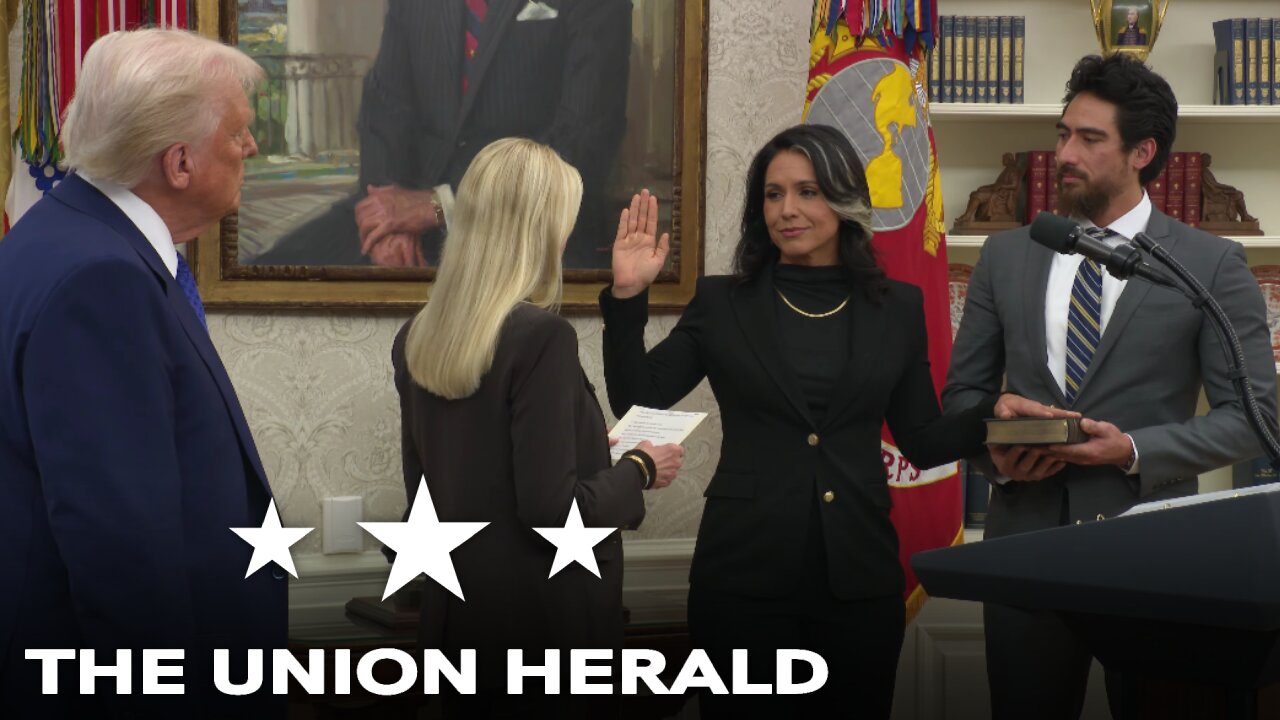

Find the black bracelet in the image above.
[{"left": 621, "top": 449, "right": 657, "bottom": 490}]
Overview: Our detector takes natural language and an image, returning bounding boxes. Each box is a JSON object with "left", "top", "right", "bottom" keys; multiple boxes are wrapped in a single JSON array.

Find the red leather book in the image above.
[
  {"left": 1046, "top": 155, "right": 1060, "bottom": 215},
  {"left": 1146, "top": 164, "right": 1168, "bottom": 214},
  {"left": 1166, "top": 152, "right": 1186, "bottom": 223},
  {"left": 1184, "top": 152, "right": 1202, "bottom": 228},
  {"left": 1026, "top": 150, "right": 1049, "bottom": 223}
]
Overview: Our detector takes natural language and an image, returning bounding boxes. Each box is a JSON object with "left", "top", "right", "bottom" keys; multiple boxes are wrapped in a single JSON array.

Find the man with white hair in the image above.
[{"left": 0, "top": 29, "right": 283, "bottom": 715}]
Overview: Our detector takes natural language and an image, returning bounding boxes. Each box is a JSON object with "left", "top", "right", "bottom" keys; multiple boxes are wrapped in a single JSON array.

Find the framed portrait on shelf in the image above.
[
  {"left": 191, "top": 0, "right": 707, "bottom": 310},
  {"left": 1088, "top": 0, "right": 1170, "bottom": 61}
]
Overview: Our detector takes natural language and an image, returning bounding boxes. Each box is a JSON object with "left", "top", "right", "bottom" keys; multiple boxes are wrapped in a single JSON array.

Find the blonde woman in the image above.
[{"left": 392, "top": 138, "right": 683, "bottom": 718}]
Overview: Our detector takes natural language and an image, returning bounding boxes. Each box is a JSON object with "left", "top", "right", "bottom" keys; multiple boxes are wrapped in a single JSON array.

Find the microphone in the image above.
[{"left": 1028, "top": 212, "right": 1179, "bottom": 288}]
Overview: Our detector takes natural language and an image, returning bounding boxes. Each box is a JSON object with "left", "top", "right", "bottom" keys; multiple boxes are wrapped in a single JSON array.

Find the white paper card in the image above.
[{"left": 608, "top": 406, "right": 707, "bottom": 461}]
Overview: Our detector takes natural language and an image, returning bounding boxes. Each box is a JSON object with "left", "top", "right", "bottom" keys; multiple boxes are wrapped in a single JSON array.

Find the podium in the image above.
[{"left": 911, "top": 487, "right": 1280, "bottom": 719}]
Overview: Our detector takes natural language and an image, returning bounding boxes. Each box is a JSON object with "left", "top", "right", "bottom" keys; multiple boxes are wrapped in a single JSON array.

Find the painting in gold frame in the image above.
[{"left": 191, "top": 0, "right": 706, "bottom": 310}]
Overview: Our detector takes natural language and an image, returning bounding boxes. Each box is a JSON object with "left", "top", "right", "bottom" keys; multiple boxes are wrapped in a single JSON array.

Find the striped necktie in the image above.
[
  {"left": 462, "top": 0, "right": 489, "bottom": 95},
  {"left": 1064, "top": 227, "right": 1112, "bottom": 404}
]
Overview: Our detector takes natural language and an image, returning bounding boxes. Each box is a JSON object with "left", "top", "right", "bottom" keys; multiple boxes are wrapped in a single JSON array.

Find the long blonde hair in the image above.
[{"left": 404, "top": 138, "right": 583, "bottom": 399}]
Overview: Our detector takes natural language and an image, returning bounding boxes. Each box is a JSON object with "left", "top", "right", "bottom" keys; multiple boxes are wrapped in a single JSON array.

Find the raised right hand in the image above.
[
  {"left": 611, "top": 190, "right": 670, "bottom": 300},
  {"left": 634, "top": 440, "right": 683, "bottom": 490}
]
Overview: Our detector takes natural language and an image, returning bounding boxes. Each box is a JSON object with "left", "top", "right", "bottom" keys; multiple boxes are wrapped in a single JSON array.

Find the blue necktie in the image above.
[
  {"left": 1064, "top": 227, "right": 1111, "bottom": 404},
  {"left": 176, "top": 254, "right": 207, "bottom": 330}
]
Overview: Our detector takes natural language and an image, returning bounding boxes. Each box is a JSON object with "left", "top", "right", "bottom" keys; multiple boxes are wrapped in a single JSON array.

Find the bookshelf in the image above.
[
  {"left": 946, "top": 235, "right": 1280, "bottom": 248},
  {"left": 931, "top": 103, "right": 1280, "bottom": 123},
  {"left": 934, "top": 0, "right": 1280, "bottom": 273}
]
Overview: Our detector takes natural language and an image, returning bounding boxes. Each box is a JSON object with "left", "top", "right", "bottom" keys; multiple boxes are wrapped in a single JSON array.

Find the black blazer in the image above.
[
  {"left": 599, "top": 265, "right": 993, "bottom": 601},
  {"left": 392, "top": 304, "right": 645, "bottom": 688}
]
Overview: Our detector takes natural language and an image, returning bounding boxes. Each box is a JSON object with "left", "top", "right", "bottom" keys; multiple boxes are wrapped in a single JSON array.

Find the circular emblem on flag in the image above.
[{"left": 806, "top": 57, "right": 930, "bottom": 232}]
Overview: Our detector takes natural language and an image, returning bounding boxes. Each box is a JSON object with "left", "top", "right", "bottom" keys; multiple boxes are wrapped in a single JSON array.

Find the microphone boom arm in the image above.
[{"left": 1131, "top": 231, "right": 1280, "bottom": 468}]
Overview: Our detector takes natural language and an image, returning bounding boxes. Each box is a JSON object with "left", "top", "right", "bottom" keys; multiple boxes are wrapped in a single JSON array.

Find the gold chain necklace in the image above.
[{"left": 775, "top": 289, "right": 849, "bottom": 318}]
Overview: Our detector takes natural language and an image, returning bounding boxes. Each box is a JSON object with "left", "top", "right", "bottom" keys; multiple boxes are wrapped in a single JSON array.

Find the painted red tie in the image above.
[{"left": 463, "top": 0, "right": 488, "bottom": 95}]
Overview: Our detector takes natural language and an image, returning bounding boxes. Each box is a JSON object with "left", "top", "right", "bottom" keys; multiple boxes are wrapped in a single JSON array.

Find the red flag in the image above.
[{"left": 804, "top": 0, "right": 953, "bottom": 622}]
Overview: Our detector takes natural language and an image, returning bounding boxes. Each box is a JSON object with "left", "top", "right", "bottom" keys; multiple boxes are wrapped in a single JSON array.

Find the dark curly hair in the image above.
[
  {"left": 1063, "top": 53, "right": 1178, "bottom": 186},
  {"left": 732, "top": 124, "right": 887, "bottom": 301}
]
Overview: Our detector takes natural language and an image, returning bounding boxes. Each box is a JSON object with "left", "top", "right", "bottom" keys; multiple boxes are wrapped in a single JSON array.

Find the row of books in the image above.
[
  {"left": 927, "top": 16, "right": 1025, "bottom": 104},
  {"left": 1144, "top": 151, "right": 1204, "bottom": 228},
  {"left": 1213, "top": 18, "right": 1280, "bottom": 105},
  {"left": 1018, "top": 150, "right": 1204, "bottom": 226}
]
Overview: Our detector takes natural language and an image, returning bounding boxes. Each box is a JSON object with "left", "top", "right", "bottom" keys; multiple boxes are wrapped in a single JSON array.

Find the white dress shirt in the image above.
[
  {"left": 81, "top": 174, "right": 179, "bottom": 279},
  {"left": 1043, "top": 191, "right": 1151, "bottom": 473}
]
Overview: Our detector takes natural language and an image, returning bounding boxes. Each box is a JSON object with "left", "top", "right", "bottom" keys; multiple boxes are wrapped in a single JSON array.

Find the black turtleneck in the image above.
[{"left": 772, "top": 263, "right": 852, "bottom": 424}]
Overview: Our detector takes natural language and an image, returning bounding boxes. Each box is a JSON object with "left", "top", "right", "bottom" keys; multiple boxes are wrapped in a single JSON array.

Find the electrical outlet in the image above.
[{"left": 322, "top": 496, "right": 364, "bottom": 554}]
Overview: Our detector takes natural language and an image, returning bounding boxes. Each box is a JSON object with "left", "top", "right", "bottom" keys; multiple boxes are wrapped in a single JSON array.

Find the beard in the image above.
[{"left": 1055, "top": 165, "right": 1121, "bottom": 221}]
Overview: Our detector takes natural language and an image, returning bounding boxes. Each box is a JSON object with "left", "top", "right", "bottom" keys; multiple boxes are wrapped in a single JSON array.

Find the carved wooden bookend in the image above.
[
  {"left": 952, "top": 151, "right": 1024, "bottom": 236},
  {"left": 1198, "top": 153, "right": 1263, "bottom": 236}
]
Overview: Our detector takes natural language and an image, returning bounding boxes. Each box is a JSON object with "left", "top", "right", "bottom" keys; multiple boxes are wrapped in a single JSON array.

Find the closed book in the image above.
[
  {"left": 963, "top": 16, "right": 976, "bottom": 102},
  {"left": 963, "top": 461, "right": 989, "bottom": 529},
  {"left": 1213, "top": 19, "right": 1246, "bottom": 105},
  {"left": 984, "top": 417, "right": 1087, "bottom": 445},
  {"left": 1273, "top": 18, "right": 1279, "bottom": 106},
  {"left": 998, "top": 16, "right": 1012, "bottom": 103},
  {"left": 986, "top": 17, "right": 999, "bottom": 103},
  {"left": 1184, "top": 151, "right": 1202, "bottom": 227},
  {"left": 1233, "top": 455, "right": 1279, "bottom": 489},
  {"left": 1247, "top": 17, "right": 1259, "bottom": 105},
  {"left": 1025, "top": 150, "right": 1049, "bottom": 223},
  {"left": 1166, "top": 151, "right": 1186, "bottom": 222},
  {"left": 1011, "top": 17, "right": 1024, "bottom": 103},
  {"left": 1262, "top": 19, "right": 1274, "bottom": 105},
  {"left": 1146, "top": 163, "right": 1167, "bottom": 214},
  {"left": 941, "top": 16, "right": 956, "bottom": 102},
  {"left": 975, "top": 16, "right": 989, "bottom": 102},
  {"left": 1046, "top": 155, "right": 1059, "bottom": 215}
]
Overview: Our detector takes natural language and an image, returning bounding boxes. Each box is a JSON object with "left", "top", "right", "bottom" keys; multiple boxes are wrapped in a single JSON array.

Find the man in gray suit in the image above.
[{"left": 942, "top": 53, "right": 1276, "bottom": 719}]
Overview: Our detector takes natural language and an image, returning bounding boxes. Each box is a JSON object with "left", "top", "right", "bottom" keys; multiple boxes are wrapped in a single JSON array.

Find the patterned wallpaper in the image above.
[{"left": 208, "top": 0, "right": 814, "bottom": 554}]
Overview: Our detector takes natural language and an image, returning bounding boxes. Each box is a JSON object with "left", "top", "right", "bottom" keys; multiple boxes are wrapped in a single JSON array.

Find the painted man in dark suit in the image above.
[
  {"left": 254, "top": 0, "right": 632, "bottom": 269},
  {"left": 1115, "top": 8, "right": 1148, "bottom": 46},
  {"left": 943, "top": 53, "right": 1276, "bottom": 720},
  {"left": 0, "top": 30, "right": 283, "bottom": 716}
]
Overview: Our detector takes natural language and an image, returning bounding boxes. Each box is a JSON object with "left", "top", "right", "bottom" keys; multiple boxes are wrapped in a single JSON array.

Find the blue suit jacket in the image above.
[{"left": 0, "top": 175, "right": 285, "bottom": 714}]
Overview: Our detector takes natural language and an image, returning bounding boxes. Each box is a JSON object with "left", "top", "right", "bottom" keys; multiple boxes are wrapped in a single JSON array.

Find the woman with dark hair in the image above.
[{"left": 599, "top": 124, "right": 1063, "bottom": 717}]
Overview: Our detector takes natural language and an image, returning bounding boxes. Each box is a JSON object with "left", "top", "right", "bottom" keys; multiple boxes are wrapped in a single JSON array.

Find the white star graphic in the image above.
[
  {"left": 532, "top": 498, "right": 617, "bottom": 579},
  {"left": 230, "top": 498, "right": 314, "bottom": 579},
  {"left": 358, "top": 477, "right": 488, "bottom": 601}
]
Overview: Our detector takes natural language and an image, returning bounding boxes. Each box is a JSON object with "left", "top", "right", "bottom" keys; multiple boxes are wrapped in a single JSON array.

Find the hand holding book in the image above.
[
  {"left": 984, "top": 397, "right": 1135, "bottom": 478},
  {"left": 983, "top": 394, "right": 1083, "bottom": 482},
  {"left": 1040, "top": 418, "right": 1137, "bottom": 469},
  {"left": 988, "top": 393, "right": 1083, "bottom": 442}
]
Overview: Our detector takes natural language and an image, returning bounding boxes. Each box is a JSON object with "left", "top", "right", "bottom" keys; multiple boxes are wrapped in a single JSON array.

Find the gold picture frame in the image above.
[
  {"left": 1089, "top": 0, "right": 1170, "bottom": 62},
  {"left": 192, "top": 0, "right": 706, "bottom": 310}
]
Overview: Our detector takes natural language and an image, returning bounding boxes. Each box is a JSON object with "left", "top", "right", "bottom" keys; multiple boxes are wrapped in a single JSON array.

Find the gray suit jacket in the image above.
[{"left": 942, "top": 211, "right": 1277, "bottom": 538}]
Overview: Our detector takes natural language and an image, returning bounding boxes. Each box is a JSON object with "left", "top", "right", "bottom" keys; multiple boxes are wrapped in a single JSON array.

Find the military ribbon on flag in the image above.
[
  {"left": 5, "top": 0, "right": 192, "bottom": 232},
  {"left": 804, "top": 0, "right": 953, "bottom": 622}
]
